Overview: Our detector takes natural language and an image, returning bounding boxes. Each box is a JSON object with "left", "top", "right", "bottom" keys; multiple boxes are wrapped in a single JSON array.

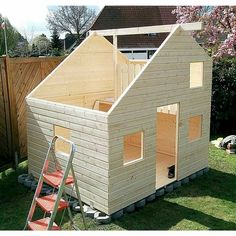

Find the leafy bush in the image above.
[{"left": 211, "top": 58, "right": 236, "bottom": 135}]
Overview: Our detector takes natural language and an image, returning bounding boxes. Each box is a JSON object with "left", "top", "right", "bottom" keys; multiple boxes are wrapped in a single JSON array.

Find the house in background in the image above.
[{"left": 90, "top": 6, "right": 177, "bottom": 59}]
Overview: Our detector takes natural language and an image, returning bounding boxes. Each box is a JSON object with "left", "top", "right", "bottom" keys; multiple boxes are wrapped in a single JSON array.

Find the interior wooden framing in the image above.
[{"left": 29, "top": 33, "right": 147, "bottom": 112}]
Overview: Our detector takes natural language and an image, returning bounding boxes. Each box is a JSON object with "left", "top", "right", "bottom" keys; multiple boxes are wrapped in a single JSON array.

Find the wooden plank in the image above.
[
  {"left": 0, "top": 58, "right": 12, "bottom": 165},
  {"left": 5, "top": 56, "right": 19, "bottom": 163},
  {"left": 90, "top": 22, "right": 203, "bottom": 36}
]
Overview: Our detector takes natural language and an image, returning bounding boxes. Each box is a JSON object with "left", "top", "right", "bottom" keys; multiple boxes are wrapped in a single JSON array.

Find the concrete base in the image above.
[
  {"left": 18, "top": 167, "right": 209, "bottom": 224},
  {"left": 111, "top": 209, "right": 124, "bottom": 220},
  {"left": 189, "top": 173, "right": 197, "bottom": 180},
  {"left": 181, "top": 177, "right": 189, "bottom": 185},
  {"left": 18, "top": 174, "right": 29, "bottom": 184},
  {"left": 165, "top": 184, "right": 174, "bottom": 193},
  {"left": 146, "top": 193, "right": 156, "bottom": 202},
  {"left": 124, "top": 204, "right": 135, "bottom": 213},
  {"left": 72, "top": 202, "right": 81, "bottom": 212},
  {"left": 156, "top": 188, "right": 165, "bottom": 197},
  {"left": 197, "top": 170, "right": 204, "bottom": 176},
  {"left": 94, "top": 212, "right": 111, "bottom": 224},
  {"left": 173, "top": 181, "right": 181, "bottom": 189},
  {"left": 135, "top": 199, "right": 146, "bottom": 208}
]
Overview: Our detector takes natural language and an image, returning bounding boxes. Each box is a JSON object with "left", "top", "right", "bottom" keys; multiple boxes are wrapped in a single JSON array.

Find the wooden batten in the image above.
[{"left": 90, "top": 22, "right": 203, "bottom": 36}]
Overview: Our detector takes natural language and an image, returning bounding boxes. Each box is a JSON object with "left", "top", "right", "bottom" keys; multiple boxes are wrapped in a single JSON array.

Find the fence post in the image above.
[
  {"left": 0, "top": 57, "right": 13, "bottom": 166},
  {"left": 5, "top": 56, "right": 20, "bottom": 168}
]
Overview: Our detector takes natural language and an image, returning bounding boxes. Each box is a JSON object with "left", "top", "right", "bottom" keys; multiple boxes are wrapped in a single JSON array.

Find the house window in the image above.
[
  {"left": 190, "top": 62, "right": 203, "bottom": 88},
  {"left": 54, "top": 125, "right": 71, "bottom": 153},
  {"left": 148, "top": 50, "right": 156, "bottom": 59},
  {"left": 188, "top": 115, "right": 202, "bottom": 141},
  {"left": 123, "top": 131, "right": 144, "bottom": 165}
]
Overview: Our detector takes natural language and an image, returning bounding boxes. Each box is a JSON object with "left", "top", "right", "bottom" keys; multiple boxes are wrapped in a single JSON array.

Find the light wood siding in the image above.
[
  {"left": 117, "top": 60, "right": 147, "bottom": 97},
  {"left": 108, "top": 26, "right": 212, "bottom": 213},
  {"left": 27, "top": 26, "right": 212, "bottom": 215},
  {"left": 31, "top": 35, "right": 132, "bottom": 109},
  {"left": 26, "top": 98, "right": 110, "bottom": 214}
]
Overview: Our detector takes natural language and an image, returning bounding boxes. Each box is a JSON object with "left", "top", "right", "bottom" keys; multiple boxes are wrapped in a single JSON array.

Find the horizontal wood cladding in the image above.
[
  {"left": 26, "top": 98, "right": 110, "bottom": 213},
  {"left": 108, "top": 26, "right": 212, "bottom": 213},
  {"left": 27, "top": 26, "right": 212, "bottom": 215}
]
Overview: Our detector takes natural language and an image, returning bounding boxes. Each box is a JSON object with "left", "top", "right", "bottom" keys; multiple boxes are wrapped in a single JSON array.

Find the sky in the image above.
[
  {"left": 1, "top": 0, "right": 103, "bottom": 41},
  {"left": 1, "top": 0, "right": 235, "bottom": 42}
]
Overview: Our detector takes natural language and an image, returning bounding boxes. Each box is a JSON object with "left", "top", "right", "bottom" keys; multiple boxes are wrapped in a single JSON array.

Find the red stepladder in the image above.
[{"left": 24, "top": 136, "right": 87, "bottom": 230}]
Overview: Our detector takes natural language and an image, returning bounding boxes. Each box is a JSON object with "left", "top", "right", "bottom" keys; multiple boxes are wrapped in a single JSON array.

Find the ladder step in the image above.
[
  {"left": 43, "top": 170, "right": 74, "bottom": 188},
  {"left": 36, "top": 194, "right": 69, "bottom": 213},
  {"left": 28, "top": 217, "right": 60, "bottom": 230}
]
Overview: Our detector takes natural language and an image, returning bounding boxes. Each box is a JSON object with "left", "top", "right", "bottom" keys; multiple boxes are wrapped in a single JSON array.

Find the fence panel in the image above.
[
  {"left": 0, "top": 56, "right": 65, "bottom": 168},
  {"left": 0, "top": 58, "right": 11, "bottom": 167},
  {"left": 10, "top": 57, "right": 65, "bottom": 158}
]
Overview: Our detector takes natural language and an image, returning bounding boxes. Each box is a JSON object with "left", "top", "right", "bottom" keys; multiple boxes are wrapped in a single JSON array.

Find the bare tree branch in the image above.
[{"left": 46, "top": 6, "right": 96, "bottom": 40}]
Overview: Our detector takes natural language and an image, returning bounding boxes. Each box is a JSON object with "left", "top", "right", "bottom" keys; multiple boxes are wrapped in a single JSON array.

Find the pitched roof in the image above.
[{"left": 91, "top": 6, "right": 177, "bottom": 48}]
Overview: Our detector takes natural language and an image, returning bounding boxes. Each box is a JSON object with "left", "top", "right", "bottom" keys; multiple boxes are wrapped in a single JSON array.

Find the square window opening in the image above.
[
  {"left": 123, "top": 131, "right": 143, "bottom": 165},
  {"left": 190, "top": 62, "right": 203, "bottom": 88},
  {"left": 54, "top": 125, "right": 71, "bottom": 154},
  {"left": 188, "top": 115, "right": 202, "bottom": 142}
]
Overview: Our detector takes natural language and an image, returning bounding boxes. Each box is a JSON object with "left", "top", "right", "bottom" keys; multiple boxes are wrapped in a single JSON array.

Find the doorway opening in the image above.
[{"left": 156, "top": 103, "right": 179, "bottom": 189}]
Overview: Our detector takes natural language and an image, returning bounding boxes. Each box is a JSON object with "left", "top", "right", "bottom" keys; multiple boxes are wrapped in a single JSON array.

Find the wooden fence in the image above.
[{"left": 0, "top": 56, "right": 65, "bottom": 168}]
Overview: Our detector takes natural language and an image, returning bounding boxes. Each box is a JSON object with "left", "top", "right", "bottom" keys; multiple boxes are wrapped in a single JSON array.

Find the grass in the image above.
[{"left": 0, "top": 144, "right": 236, "bottom": 230}]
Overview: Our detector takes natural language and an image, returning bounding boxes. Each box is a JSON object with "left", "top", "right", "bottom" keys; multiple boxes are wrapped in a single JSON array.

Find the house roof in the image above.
[{"left": 90, "top": 6, "right": 177, "bottom": 48}]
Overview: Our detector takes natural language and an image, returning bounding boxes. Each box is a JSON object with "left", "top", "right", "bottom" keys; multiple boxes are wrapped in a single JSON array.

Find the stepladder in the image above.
[{"left": 24, "top": 135, "right": 87, "bottom": 230}]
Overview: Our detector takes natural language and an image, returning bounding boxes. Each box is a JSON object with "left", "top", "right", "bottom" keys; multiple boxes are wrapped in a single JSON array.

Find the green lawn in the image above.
[{"left": 0, "top": 144, "right": 236, "bottom": 230}]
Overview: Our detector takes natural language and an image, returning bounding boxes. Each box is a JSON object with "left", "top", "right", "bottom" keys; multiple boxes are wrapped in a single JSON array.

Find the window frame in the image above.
[
  {"left": 188, "top": 115, "right": 203, "bottom": 142},
  {"left": 190, "top": 62, "right": 204, "bottom": 88},
  {"left": 123, "top": 131, "right": 144, "bottom": 166}
]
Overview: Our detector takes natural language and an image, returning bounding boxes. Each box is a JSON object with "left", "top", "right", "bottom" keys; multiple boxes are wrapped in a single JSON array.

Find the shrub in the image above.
[{"left": 211, "top": 58, "right": 236, "bottom": 135}]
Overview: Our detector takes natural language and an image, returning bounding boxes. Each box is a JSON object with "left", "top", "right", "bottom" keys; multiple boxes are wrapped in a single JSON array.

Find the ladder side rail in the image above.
[
  {"left": 47, "top": 140, "right": 75, "bottom": 230},
  {"left": 71, "top": 165, "right": 87, "bottom": 230},
  {"left": 24, "top": 142, "right": 53, "bottom": 229}
]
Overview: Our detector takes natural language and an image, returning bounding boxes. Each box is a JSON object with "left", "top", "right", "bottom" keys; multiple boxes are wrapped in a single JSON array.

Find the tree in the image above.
[
  {"left": 32, "top": 34, "right": 51, "bottom": 56},
  {"left": 47, "top": 6, "right": 96, "bottom": 41},
  {"left": 9, "top": 33, "right": 29, "bottom": 57},
  {"left": 0, "top": 14, "right": 21, "bottom": 56},
  {"left": 30, "top": 43, "right": 39, "bottom": 57},
  {"left": 172, "top": 6, "right": 236, "bottom": 59},
  {"left": 51, "top": 28, "right": 62, "bottom": 50}
]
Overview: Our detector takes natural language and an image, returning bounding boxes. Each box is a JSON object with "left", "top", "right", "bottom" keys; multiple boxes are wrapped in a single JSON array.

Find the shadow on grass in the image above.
[
  {"left": 114, "top": 200, "right": 236, "bottom": 230},
  {"left": 113, "top": 168, "right": 236, "bottom": 230},
  {"left": 0, "top": 162, "right": 29, "bottom": 204},
  {"left": 0, "top": 162, "right": 33, "bottom": 230},
  {"left": 1, "top": 161, "right": 236, "bottom": 230},
  {"left": 167, "top": 168, "right": 236, "bottom": 203}
]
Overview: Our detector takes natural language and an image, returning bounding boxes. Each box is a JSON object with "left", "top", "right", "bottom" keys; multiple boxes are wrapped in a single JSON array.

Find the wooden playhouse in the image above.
[{"left": 26, "top": 23, "right": 212, "bottom": 215}]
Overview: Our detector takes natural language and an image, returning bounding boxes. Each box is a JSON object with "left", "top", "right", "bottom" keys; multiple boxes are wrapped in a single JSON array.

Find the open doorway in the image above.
[{"left": 156, "top": 103, "right": 179, "bottom": 189}]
